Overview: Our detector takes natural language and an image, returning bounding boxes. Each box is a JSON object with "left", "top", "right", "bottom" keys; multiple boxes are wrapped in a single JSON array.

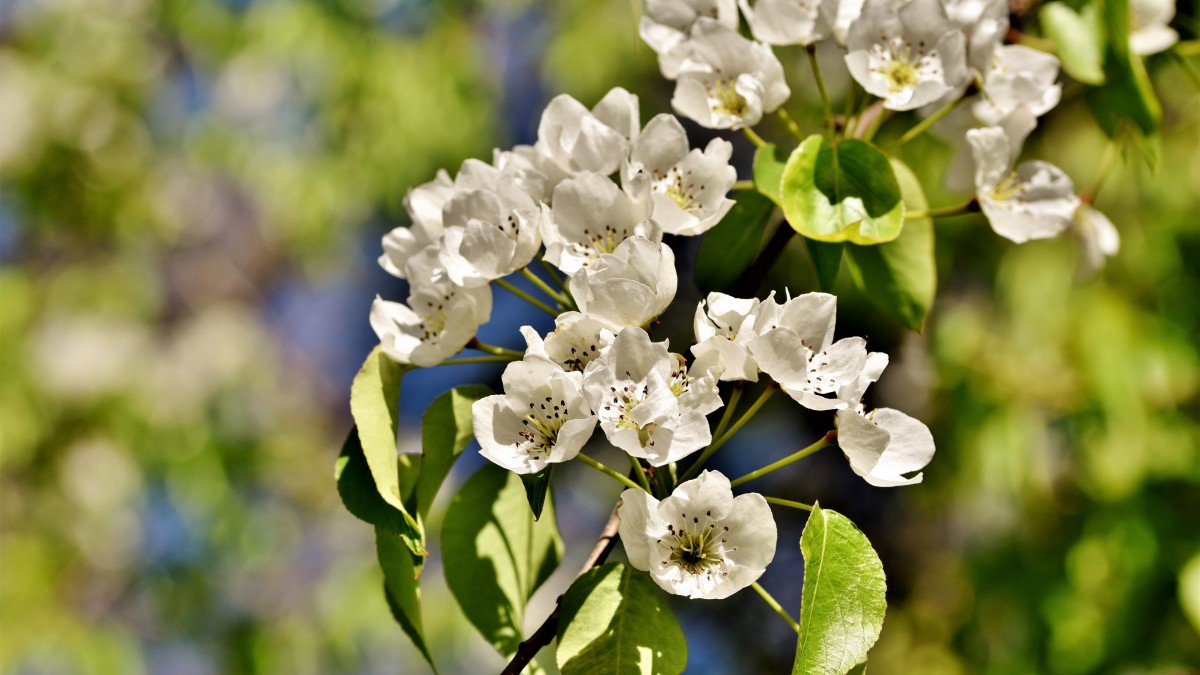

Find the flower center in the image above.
[
  {"left": 870, "top": 39, "right": 942, "bottom": 96},
  {"left": 986, "top": 172, "right": 1024, "bottom": 204},
  {"left": 707, "top": 78, "right": 748, "bottom": 117},
  {"left": 418, "top": 294, "right": 454, "bottom": 342},
  {"left": 669, "top": 355, "right": 690, "bottom": 397},
  {"left": 604, "top": 381, "right": 658, "bottom": 448},
  {"left": 517, "top": 396, "right": 569, "bottom": 458},
  {"left": 661, "top": 510, "right": 734, "bottom": 576},
  {"left": 658, "top": 168, "right": 701, "bottom": 213}
]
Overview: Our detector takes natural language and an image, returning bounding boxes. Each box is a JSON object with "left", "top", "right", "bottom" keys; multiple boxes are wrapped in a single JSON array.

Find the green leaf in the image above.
[
  {"left": 557, "top": 562, "right": 687, "bottom": 675},
  {"left": 793, "top": 504, "right": 887, "bottom": 675},
  {"left": 442, "top": 463, "right": 564, "bottom": 658},
  {"left": 415, "top": 385, "right": 493, "bottom": 519},
  {"left": 782, "top": 136, "right": 904, "bottom": 244},
  {"left": 347, "top": 347, "right": 424, "bottom": 555},
  {"left": 844, "top": 159, "right": 937, "bottom": 332},
  {"left": 520, "top": 466, "right": 554, "bottom": 521},
  {"left": 805, "top": 239, "right": 843, "bottom": 291},
  {"left": 336, "top": 429, "right": 416, "bottom": 536},
  {"left": 754, "top": 143, "right": 789, "bottom": 206},
  {"left": 695, "top": 190, "right": 777, "bottom": 293},
  {"left": 1087, "top": 0, "right": 1160, "bottom": 137},
  {"left": 377, "top": 528, "right": 437, "bottom": 673},
  {"left": 1040, "top": 3, "right": 1105, "bottom": 85}
]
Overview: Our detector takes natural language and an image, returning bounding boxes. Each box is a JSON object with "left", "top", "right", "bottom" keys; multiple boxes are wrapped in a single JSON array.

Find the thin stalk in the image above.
[
  {"left": 860, "top": 102, "right": 887, "bottom": 141},
  {"left": 467, "top": 338, "right": 523, "bottom": 358},
  {"left": 520, "top": 267, "right": 568, "bottom": 303},
  {"left": 751, "top": 582, "right": 800, "bottom": 633},
  {"left": 905, "top": 198, "right": 978, "bottom": 220},
  {"left": 729, "top": 433, "right": 832, "bottom": 488},
  {"left": 806, "top": 45, "right": 835, "bottom": 138},
  {"left": 539, "top": 257, "right": 569, "bottom": 291},
  {"left": 680, "top": 385, "right": 776, "bottom": 482},
  {"left": 628, "top": 455, "right": 653, "bottom": 493},
  {"left": 776, "top": 108, "right": 804, "bottom": 140},
  {"left": 888, "top": 96, "right": 962, "bottom": 151},
  {"left": 743, "top": 126, "right": 767, "bottom": 148},
  {"left": 765, "top": 496, "right": 814, "bottom": 511},
  {"left": 436, "top": 355, "right": 516, "bottom": 366},
  {"left": 732, "top": 179, "right": 756, "bottom": 191},
  {"left": 495, "top": 278, "right": 559, "bottom": 317},
  {"left": 577, "top": 454, "right": 644, "bottom": 492},
  {"left": 712, "top": 385, "right": 744, "bottom": 441}
]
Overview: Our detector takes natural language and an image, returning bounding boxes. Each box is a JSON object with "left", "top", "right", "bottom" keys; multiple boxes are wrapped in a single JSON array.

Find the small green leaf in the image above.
[
  {"left": 336, "top": 429, "right": 415, "bottom": 536},
  {"left": 1040, "top": 3, "right": 1105, "bottom": 84},
  {"left": 377, "top": 528, "right": 437, "bottom": 673},
  {"left": 782, "top": 136, "right": 904, "bottom": 244},
  {"left": 844, "top": 159, "right": 937, "bottom": 332},
  {"left": 520, "top": 466, "right": 554, "bottom": 521},
  {"left": 415, "top": 385, "right": 493, "bottom": 519},
  {"left": 754, "top": 143, "right": 789, "bottom": 206},
  {"left": 695, "top": 190, "right": 777, "bottom": 293},
  {"left": 557, "top": 562, "right": 687, "bottom": 675},
  {"left": 793, "top": 504, "right": 887, "bottom": 675},
  {"left": 443, "top": 464, "right": 564, "bottom": 658},
  {"left": 347, "top": 347, "right": 424, "bottom": 555},
  {"left": 1087, "top": 0, "right": 1160, "bottom": 137},
  {"left": 805, "top": 239, "right": 843, "bottom": 291}
]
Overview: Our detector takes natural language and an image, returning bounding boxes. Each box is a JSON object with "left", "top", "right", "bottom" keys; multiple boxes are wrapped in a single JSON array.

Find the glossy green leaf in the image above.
[
  {"left": 557, "top": 562, "right": 687, "bottom": 675},
  {"left": 695, "top": 190, "right": 777, "bottom": 294},
  {"left": 844, "top": 159, "right": 936, "bottom": 332},
  {"left": 336, "top": 429, "right": 415, "bottom": 537},
  {"left": 1087, "top": 0, "right": 1160, "bottom": 137},
  {"left": 793, "top": 504, "right": 887, "bottom": 675},
  {"left": 1040, "top": 3, "right": 1105, "bottom": 85},
  {"left": 442, "top": 463, "right": 563, "bottom": 658},
  {"left": 415, "top": 385, "right": 493, "bottom": 519},
  {"left": 805, "top": 239, "right": 843, "bottom": 291},
  {"left": 782, "top": 136, "right": 904, "bottom": 244},
  {"left": 520, "top": 466, "right": 554, "bottom": 521},
  {"left": 377, "top": 528, "right": 437, "bottom": 673},
  {"left": 754, "top": 143, "right": 789, "bottom": 206}
]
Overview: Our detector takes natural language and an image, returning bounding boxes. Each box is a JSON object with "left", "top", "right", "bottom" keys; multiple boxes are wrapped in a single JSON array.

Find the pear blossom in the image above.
[
  {"left": 738, "top": 0, "right": 837, "bottom": 46},
  {"left": 967, "top": 126, "right": 1080, "bottom": 243},
  {"left": 844, "top": 0, "right": 969, "bottom": 111},
  {"left": 835, "top": 407, "right": 935, "bottom": 487},
  {"left": 379, "top": 170, "right": 455, "bottom": 280},
  {"left": 1129, "top": 0, "right": 1178, "bottom": 55},
  {"left": 690, "top": 292, "right": 773, "bottom": 382},
  {"left": 472, "top": 357, "right": 597, "bottom": 474},
  {"left": 543, "top": 172, "right": 658, "bottom": 274},
  {"left": 536, "top": 88, "right": 639, "bottom": 180},
  {"left": 625, "top": 114, "right": 736, "bottom": 236},
  {"left": 980, "top": 45, "right": 1062, "bottom": 119},
  {"left": 438, "top": 177, "right": 544, "bottom": 287},
  {"left": 831, "top": 0, "right": 865, "bottom": 45},
  {"left": 618, "top": 470, "right": 776, "bottom": 599},
  {"left": 569, "top": 236, "right": 678, "bottom": 331},
  {"left": 369, "top": 255, "right": 493, "bottom": 367},
  {"left": 942, "top": 0, "right": 1008, "bottom": 75},
  {"left": 583, "top": 327, "right": 722, "bottom": 466},
  {"left": 670, "top": 19, "right": 791, "bottom": 130},
  {"left": 640, "top": 0, "right": 740, "bottom": 78},
  {"left": 1072, "top": 204, "right": 1121, "bottom": 278},
  {"left": 493, "top": 145, "right": 550, "bottom": 203},
  {"left": 519, "top": 312, "right": 615, "bottom": 374}
]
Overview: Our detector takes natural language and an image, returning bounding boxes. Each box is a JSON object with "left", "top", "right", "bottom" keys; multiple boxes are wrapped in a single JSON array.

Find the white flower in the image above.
[
  {"left": 536, "top": 88, "right": 639, "bottom": 179},
  {"left": 1130, "top": 0, "right": 1178, "bottom": 55},
  {"left": 844, "top": 0, "right": 969, "bottom": 111},
  {"left": 640, "top": 0, "right": 740, "bottom": 78},
  {"left": 617, "top": 470, "right": 776, "bottom": 599},
  {"left": 583, "top": 327, "right": 722, "bottom": 466},
  {"left": 942, "top": 0, "right": 1008, "bottom": 75},
  {"left": 936, "top": 99, "right": 1036, "bottom": 192},
  {"left": 968, "top": 126, "right": 1080, "bottom": 244},
  {"left": 570, "top": 237, "right": 678, "bottom": 331},
  {"left": 831, "top": 0, "right": 866, "bottom": 45},
  {"left": 670, "top": 19, "right": 791, "bottom": 130},
  {"left": 738, "top": 0, "right": 837, "bottom": 46},
  {"left": 1072, "top": 204, "right": 1120, "bottom": 278},
  {"left": 472, "top": 357, "right": 597, "bottom": 474},
  {"left": 519, "top": 312, "right": 615, "bottom": 373},
  {"left": 438, "top": 177, "right": 544, "bottom": 287},
  {"left": 690, "top": 292, "right": 773, "bottom": 382},
  {"left": 379, "top": 170, "right": 455, "bottom": 279},
  {"left": 369, "top": 255, "right": 493, "bottom": 368},
  {"left": 493, "top": 145, "right": 550, "bottom": 204},
  {"left": 835, "top": 407, "right": 935, "bottom": 487},
  {"left": 981, "top": 45, "right": 1062, "bottom": 119},
  {"left": 543, "top": 172, "right": 658, "bottom": 275},
  {"left": 625, "top": 114, "right": 737, "bottom": 236}
]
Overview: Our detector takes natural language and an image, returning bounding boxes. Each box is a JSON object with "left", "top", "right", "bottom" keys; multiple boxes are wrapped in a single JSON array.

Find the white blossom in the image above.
[
  {"left": 1072, "top": 204, "right": 1121, "bottom": 278},
  {"left": 640, "top": 0, "right": 740, "bottom": 78},
  {"left": 981, "top": 45, "right": 1062, "bottom": 119},
  {"left": 379, "top": 170, "right": 455, "bottom": 280},
  {"left": 625, "top": 114, "right": 737, "bottom": 236},
  {"left": 618, "top": 470, "right": 776, "bottom": 599},
  {"left": 583, "top": 327, "right": 722, "bottom": 466},
  {"left": 570, "top": 236, "right": 678, "bottom": 331},
  {"left": 831, "top": 0, "right": 866, "bottom": 45},
  {"left": 438, "top": 178, "right": 544, "bottom": 287},
  {"left": 690, "top": 292, "right": 774, "bottom": 382},
  {"left": 739, "top": 0, "right": 837, "bottom": 46},
  {"left": 536, "top": 88, "right": 639, "bottom": 179},
  {"left": 835, "top": 407, "right": 935, "bottom": 487},
  {"left": 942, "top": 0, "right": 1008, "bottom": 75},
  {"left": 968, "top": 126, "right": 1080, "bottom": 243},
  {"left": 1130, "top": 0, "right": 1178, "bottom": 55},
  {"left": 844, "top": 0, "right": 969, "bottom": 111},
  {"left": 670, "top": 18, "right": 791, "bottom": 130},
  {"left": 543, "top": 172, "right": 658, "bottom": 275},
  {"left": 472, "top": 357, "right": 597, "bottom": 474},
  {"left": 519, "top": 312, "right": 615, "bottom": 374}
]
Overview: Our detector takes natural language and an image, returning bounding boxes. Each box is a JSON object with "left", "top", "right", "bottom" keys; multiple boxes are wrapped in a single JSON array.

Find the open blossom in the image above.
[
  {"left": 535, "top": 88, "right": 639, "bottom": 180},
  {"left": 968, "top": 126, "right": 1080, "bottom": 244},
  {"left": 583, "top": 327, "right": 721, "bottom": 466},
  {"left": 980, "top": 45, "right": 1062, "bottom": 119},
  {"left": 640, "top": 0, "right": 740, "bottom": 78},
  {"left": 835, "top": 407, "right": 935, "bottom": 487},
  {"left": 691, "top": 292, "right": 773, "bottom": 382},
  {"left": 739, "top": 0, "right": 836, "bottom": 46},
  {"left": 519, "top": 312, "right": 615, "bottom": 374},
  {"left": 1072, "top": 204, "right": 1121, "bottom": 278},
  {"left": 625, "top": 114, "right": 736, "bottom": 236},
  {"left": 472, "top": 357, "right": 597, "bottom": 474},
  {"left": 618, "top": 470, "right": 776, "bottom": 599},
  {"left": 570, "top": 237, "right": 678, "bottom": 331},
  {"left": 670, "top": 18, "right": 790, "bottom": 130},
  {"left": 543, "top": 172, "right": 657, "bottom": 274},
  {"left": 845, "top": 0, "right": 969, "bottom": 111},
  {"left": 438, "top": 177, "right": 544, "bottom": 287},
  {"left": 379, "top": 170, "right": 455, "bottom": 280},
  {"left": 1130, "top": 0, "right": 1178, "bottom": 55},
  {"left": 942, "top": 0, "right": 1008, "bottom": 75}
]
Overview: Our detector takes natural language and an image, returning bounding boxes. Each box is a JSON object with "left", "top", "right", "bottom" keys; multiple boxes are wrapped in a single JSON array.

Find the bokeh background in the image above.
[{"left": 1, "top": 0, "right": 1198, "bottom": 672}]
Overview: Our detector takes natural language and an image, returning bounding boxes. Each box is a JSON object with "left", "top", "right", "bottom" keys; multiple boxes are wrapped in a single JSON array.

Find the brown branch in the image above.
[{"left": 500, "top": 509, "right": 622, "bottom": 675}]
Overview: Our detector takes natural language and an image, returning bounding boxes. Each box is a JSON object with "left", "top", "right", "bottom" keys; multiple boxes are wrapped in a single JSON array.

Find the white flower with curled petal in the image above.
[
  {"left": 640, "top": 0, "right": 740, "bottom": 78},
  {"left": 617, "top": 470, "right": 776, "bottom": 599},
  {"left": 835, "top": 407, "right": 935, "bottom": 487},
  {"left": 543, "top": 172, "right": 658, "bottom": 275},
  {"left": 536, "top": 88, "right": 639, "bottom": 179},
  {"left": 369, "top": 253, "right": 492, "bottom": 368},
  {"left": 493, "top": 146, "right": 550, "bottom": 204},
  {"left": 968, "top": 126, "right": 1080, "bottom": 244},
  {"left": 472, "top": 357, "right": 597, "bottom": 475},
  {"left": 980, "top": 45, "right": 1062, "bottom": 119},
  {"left": 690, "top": 292, "right": 774, "bottom": 382},
  {"left": 845, "top": 0, "right": 969, "bottom": 111},
  {"left": 670, "top": 19, "right": 791, "bottom": 130},
  {"left": 438, "top": 178, "right": 544, "bottom": 287},
  {"left": 584, "top": 327, "right": 722, "bottom": 466},
  {"left": 1072, "top": 204, "right": 1120, "bottom": 279},
  {"left": 1130, "top": 0, "right": 1178, "bottom": 55},
  {"left": 942, "top": 0, "right": 1008, "bottom": 75},
  {"left": 379, "top": 170, "right": 455, "bottom": 280},
  {"left": 739, "top": 0, "right": 837, "bottom": 46},
  {"left": 570, "top": 237, "right": 678, "bottom": 331},
  {"left": 519, "top": 313, "right": 615, "bottom": 374},
  {"left": 625, "top": 114, "right": 736, "bottom": 236}
]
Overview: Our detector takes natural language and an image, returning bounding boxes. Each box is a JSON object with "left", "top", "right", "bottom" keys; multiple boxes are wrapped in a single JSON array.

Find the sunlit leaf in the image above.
[
  {"left": 755, "top": 143, "right": 789, "bottom": 206},
  {"left": 415, "top": 385, "right": 493, "bottom": 519},
  {"left": 377, "top": 528, "right": 437, "bottom": 673},
  {"left": 1040, "top": 3, "right": 1105, "bottom": 85},
  {"left": 782, "top": 136, "right": 904, "bottom": 244}
]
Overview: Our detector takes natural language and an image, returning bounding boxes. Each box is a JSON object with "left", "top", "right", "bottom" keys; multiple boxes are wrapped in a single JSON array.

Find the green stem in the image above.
[
  {"left": 628, "top": 455, "right": 653, "bottom": 493},
  {"left": 520, "top": 267, "right": 568, "bottom": 304},
  {"left": 776, "top": 108, "right": 804, "bottom": 140},
  {"left": 888, "top": 95, "right": 962, "bottom": 151},
  {"left": 577, "top": 454, "right": 645, "bottom": 492},
  {"left": 860, "top": 102, "right": 887, "bottom": 142},
  {"left": 751, "top": 582, "right": 799, "bottom": 633},
  {"left": 436, "top": 355, "right": 517, "bottom": 366},
  {"left": 905, "top": 198, "right": 978, "bottom": 220},
  {"left": 743, "top": 126, "right": 767, "bottom": 148},
  {"left": 729, "top": 433, "right": 833, "bottom": 488},
  {"left": 467, "top": 338, "right": 523, "bottom": 358},
  {"left": 764, "top": 496, "right": 814, "bottom": 511},
  {"left": 495, "top": 278, "right": 559, "bottom": 317},
  {"left": 680, "top": 385, "right": 776, "bottom": 482},
  {"left": 732, "top": 179, "right": 756, "bottom": 191},
  {"left": 806, "top": 45, "right": 835, "bottom": 138},
  {"left": 712, "top": 385, "right": 744, "bottom": 441}
]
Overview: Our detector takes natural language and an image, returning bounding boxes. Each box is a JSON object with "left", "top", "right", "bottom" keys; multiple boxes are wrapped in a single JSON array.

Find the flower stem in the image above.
[
  {"left": 680, "top": 385, "right": 776, "bottom": 482},
  {"left": 712, "top": 385, "right": 744, "bottom": 441},
  {"left": 467, "top": 338, "right": 523, "bottom": 358},
  {"left": 806, "top": 45, "right": 835, "bottom": 138},
  {"left": 628, "top": 455, "right": 653, "bottom": 493},
  {"left": 764, "top": 496, "right": 814, "bottom": 511},
  {"left": 904, "top": 198, "right": 978, "bottom": 220},
  {"left": 732, "top": 180, "right": 756, "bottom": 191},
  {"left": 436, "top": 355, "right": 517, "bottom": 366},
  {"left": 729, "top": 432, "right": 833, "bottom": 488},
  {"left": 751, "top": 581, "right": 799, "bottom": 634},
  {"left": 520, "top": 267, "right": 568, "bottom": 304},
  {"left": 776, "top": 108, "right": 804, "bottom": 140},
  {"left": 742, "top": 126, "right": 767, "bottom": 148},
  {"left": 859, "top": 102, "right": 888, "bottom": 142},
  {"left": 577, "top": 453, "right": 644, "bottom": 492},
  {"left": 888, "top": 95, "right": 962, "bottom": 151},
  {"left": 495, "top": 278, "right": 559, "bottom": 317}
]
